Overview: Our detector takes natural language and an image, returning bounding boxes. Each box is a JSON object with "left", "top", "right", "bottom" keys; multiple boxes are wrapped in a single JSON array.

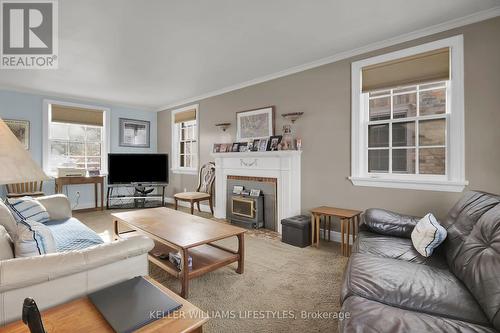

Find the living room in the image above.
[{"left": 0, "top": 1, "right": 499, "bottom": 332}]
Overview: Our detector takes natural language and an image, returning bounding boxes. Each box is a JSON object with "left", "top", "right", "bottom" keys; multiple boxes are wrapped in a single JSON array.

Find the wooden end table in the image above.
[
  {"left": 310, "top": 206, "right": 362, "bottom": 256},
  {"left": 55, "top": 175, "right": 105, "bottom": 211},
  {"left": 112, "top": 207, "right": 246, "bottom": 298},
  {"left": 0, "top": 276, "right": 208, "bottom": 333}
]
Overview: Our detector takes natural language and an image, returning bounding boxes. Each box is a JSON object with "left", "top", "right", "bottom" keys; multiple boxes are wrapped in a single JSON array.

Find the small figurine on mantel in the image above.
[{"left": 281, "top": 112, "right": 304, "bottom": 150}]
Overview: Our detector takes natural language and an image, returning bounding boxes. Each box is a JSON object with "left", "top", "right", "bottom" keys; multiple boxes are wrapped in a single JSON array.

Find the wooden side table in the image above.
[
  {"left": 55, "top": 175, "right": 105, "bottom": 211},
  {"left": 0, "top": 276, "right": 208, "bottom": 333},
  {"left": 310, "top": 206, "right": 362, "bottom": 256}
]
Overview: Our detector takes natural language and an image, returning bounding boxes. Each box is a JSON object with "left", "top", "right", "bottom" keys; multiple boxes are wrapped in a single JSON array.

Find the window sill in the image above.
[
  {"left": 172, "top": 168, "right": 198, "bottom": 175},
  {"left": 349, "top": 176, "right": 468, "bottom": 192}
]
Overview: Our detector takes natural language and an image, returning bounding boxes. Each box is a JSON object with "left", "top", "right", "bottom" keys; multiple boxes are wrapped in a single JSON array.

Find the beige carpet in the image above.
[{"left": 75, "top": 207, "right": 348, "bottom": 333}]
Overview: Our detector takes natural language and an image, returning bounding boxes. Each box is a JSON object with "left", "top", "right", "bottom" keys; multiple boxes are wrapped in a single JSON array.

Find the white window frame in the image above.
[
  {"left": 171, "top": 104, "right": 199, "bottom": 175},
  {"left": 42, "top": 99, "right": 111, "bottom": 175},
  {"left": 350, "top": 35, "right": 467, "bottom": 192}
]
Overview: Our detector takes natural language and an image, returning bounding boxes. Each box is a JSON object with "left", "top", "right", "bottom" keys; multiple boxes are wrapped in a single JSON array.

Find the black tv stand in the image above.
[{"left": 106, "top": 183, "right": 167, "bottom": 209}]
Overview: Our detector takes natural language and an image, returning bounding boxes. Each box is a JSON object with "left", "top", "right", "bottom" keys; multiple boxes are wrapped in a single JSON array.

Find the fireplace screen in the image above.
[{"left": 232, "top": 197, "right": 255, "bottom": 219}]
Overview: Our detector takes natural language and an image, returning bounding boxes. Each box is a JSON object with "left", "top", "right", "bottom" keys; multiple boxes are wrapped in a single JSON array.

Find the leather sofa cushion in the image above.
[
  {"left": 353, "top": 229, "right": 448, "bottom": 269},
  {"left": 363, "top": 208, "right": 420, "bottom": 238},
  {"left": 442, "top": 191, "right": 499, "bottom": 270},
  {"left": 340, "top": 296, "right": 497, "bottom": 333},
  {"left": 447, "top": 203, "right": 500, "bottom": 331},
  {"left": 341, "top": 253, "right": 490, "bottom": 327}
]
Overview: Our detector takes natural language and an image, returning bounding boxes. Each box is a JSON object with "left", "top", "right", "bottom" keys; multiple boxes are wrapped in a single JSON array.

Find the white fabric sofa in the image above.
[{"left": 0, "top": 194, "right": 154, "bottom": 326}]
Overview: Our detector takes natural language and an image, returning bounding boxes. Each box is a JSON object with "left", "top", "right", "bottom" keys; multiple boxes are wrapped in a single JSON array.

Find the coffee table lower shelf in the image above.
[{"left": 149, "top": 241, "right": 240, "bottom": 280}]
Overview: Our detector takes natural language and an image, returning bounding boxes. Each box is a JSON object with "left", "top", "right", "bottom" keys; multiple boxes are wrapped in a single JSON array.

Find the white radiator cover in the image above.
[{"left": 211, "top": 151, "right": 302, "bottom": 234}]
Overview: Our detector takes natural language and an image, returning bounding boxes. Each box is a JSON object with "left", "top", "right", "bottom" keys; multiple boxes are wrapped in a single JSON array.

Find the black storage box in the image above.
[{"left": 281, "top": 215, "right": 311, "bottom": 248}]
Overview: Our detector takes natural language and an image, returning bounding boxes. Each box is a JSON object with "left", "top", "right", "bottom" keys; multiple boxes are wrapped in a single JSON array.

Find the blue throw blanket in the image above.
[{"left": 45, "top": 218, "right": 104, "bottom": 252}]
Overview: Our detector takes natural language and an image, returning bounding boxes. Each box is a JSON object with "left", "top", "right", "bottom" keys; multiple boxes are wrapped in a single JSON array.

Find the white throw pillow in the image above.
[
  {"left": 0, "top": 225, "right": 14, "bottom": 260},
  {"left": 14, "top": 219, "right": 56, "bottom": 257},
  {"left": 6, "top": 197, "right": 50, "bottom": 224},
  {"left": 411, "top": 213, "right": 447, "bottom": 257}
]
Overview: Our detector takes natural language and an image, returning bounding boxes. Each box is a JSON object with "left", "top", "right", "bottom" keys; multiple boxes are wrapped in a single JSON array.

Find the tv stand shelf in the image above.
[{"left": 106, "top": 183, "right": 167, "bottom": 209}]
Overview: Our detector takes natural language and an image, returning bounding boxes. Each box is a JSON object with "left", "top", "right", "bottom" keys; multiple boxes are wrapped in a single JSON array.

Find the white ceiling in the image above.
[{"left": 1, "top": 0, "right": 499, "bottom": 110}]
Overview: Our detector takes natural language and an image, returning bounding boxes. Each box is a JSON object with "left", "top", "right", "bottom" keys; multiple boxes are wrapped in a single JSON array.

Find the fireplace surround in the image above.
[{"left": 212, "top": 151, "right": 302, "bottom": 234}]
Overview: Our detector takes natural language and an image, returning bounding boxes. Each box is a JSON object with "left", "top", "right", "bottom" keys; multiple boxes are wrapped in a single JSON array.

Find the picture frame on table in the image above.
[
  {"left": 267, "top": 135, "right": 282, "bottom": 151},
  {"left": 213, "top": 143, "right": 221, "bottom": 153},
  {"left": 236, "top": 106, "right": 275, "bottom": 141},
  {"left": 4, "top": 119, "right": 30, "bottom": 149},
  {"left": 220, "top": 144, "right": 228, "bottom": 153},
  {"left": 119, "top": 118, "right": 150, "bottom": 148}
]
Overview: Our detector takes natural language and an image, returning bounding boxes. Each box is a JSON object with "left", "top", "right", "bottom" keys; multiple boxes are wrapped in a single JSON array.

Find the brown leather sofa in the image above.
[{"left": 340, "top": 191, "right": 500, "bottom": 333}]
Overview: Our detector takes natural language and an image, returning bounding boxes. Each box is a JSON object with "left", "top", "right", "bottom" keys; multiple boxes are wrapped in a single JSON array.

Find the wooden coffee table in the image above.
[
  {"left": 0, "top": 276, "right": 208, "bottom": 333},
  {"left": 112, "top": 207, "right": 246, "bottom": 298}
]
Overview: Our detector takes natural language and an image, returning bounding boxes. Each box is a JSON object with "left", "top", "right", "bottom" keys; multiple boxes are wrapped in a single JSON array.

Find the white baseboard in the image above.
[{"left": 164, "top": 197, "right": 213, "bottom": 213}]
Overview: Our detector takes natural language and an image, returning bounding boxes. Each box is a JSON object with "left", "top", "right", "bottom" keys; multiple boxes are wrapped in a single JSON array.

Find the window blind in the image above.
[
  {"left": 361, "top": 48, "right": 449, "bottom": 92},
  {"left": 174, "top": 109, "right": 196, "bottom": 124},
  {"left": 51, "top": 104, "right": 104, "bottom": 127}
]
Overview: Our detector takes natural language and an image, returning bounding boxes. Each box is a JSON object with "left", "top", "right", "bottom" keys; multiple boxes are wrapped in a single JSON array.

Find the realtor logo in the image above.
[{"left": 1, "top": 0, "right": 58, "bottom": 69}]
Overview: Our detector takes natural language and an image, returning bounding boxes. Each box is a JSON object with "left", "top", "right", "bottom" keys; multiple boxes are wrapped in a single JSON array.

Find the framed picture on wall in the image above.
[
  {"left": 119, "top": 118, "right": 150, "bottom": 148},
  {"left": 236, "top": 106, "right": 275, "bottom": 141},
  {"left": 4, "top": 119, "right": 30, "bottom": 149}
]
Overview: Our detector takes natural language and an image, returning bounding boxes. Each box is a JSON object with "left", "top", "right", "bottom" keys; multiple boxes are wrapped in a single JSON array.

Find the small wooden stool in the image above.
[{"left": 310, "top": 206, "right": 362, "bottom": 256}]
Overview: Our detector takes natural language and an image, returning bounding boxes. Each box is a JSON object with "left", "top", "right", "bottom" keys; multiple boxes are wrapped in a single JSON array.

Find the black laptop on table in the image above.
[{"left": 88, "top": 276, "right": 182, "bottom": 333}]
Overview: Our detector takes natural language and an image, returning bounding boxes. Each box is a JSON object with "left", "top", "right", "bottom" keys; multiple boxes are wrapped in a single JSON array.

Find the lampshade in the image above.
[{"left": 0, "top": 117, "right": 49, "bottom": 185}]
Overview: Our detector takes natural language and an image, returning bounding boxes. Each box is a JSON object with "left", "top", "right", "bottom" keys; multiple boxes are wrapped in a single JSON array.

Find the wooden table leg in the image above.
[
  {"left": 94, "top": 183, "right": 98, "bottom": 210},
  {"left": 352, "top": 216, "right": 357, "bottom": 250},
  {"left": 181, "top": 248, "right": 190, "bottom": 298},
  {"left": 315, "top": 215, "right": 320, "bottom": 248},
  {"left": 322, "top": 216, "right": 325, "bottom": 240},
  {"left": 100, "top": 180, "right": 104, "bottom": 211},
  {"left": 311, "top": 214, "right": 315, "bottom": 246},
  {"left": 113, "top": 220, "right": 119, "bottom": 240},
  {"left": 347, "top": 218, "right": 351, "bottom": 256},
  {"left": 340, "top": 218, "right": 345, "bottom": 255},
  {"left": 236, "top": 233, "right": 245, "bottom": 274},
  {"left": 327, "top": 216, "right": 331, "bottom": 242}
]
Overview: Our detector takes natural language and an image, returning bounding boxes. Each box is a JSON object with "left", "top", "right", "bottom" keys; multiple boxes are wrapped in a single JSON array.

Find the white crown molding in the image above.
[
  {"left": 156, "top": 6, "right": 500, "bottom": 111},
  {"left": 0, "top": 84, "right": 156, "bottom": 112}
]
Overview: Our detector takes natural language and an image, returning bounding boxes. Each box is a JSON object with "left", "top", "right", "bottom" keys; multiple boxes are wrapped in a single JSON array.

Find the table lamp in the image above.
[{"left": 0, "top": 117, "right": 49, "bottom": 185}]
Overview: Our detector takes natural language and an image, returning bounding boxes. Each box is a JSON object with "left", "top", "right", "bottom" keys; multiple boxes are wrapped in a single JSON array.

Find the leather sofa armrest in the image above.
[
  {"left": 36, "top": 194, "right": 72, "bottom": 220},
  {"left": 0, "top": 235, "right": 154, "bottom": 293},
  {"left": 363, "top": 208, "right": 421, "bottom": 238}
]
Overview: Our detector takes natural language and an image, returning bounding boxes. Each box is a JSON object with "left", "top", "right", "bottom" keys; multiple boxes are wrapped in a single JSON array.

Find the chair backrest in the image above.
[
  {"left": 196, "top": 162, "right": 216, "bottom": 195},
  {"left": 6, "top": 181, "right": 44, "bottom": 196}
]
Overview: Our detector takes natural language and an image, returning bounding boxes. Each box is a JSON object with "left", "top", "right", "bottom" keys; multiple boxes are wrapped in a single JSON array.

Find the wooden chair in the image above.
[
  {"left": 174, "top": 162, "right": 215, "bottom": 215},
  {"left": 6, "top": 181, "right": 45, "bottom": 198}
]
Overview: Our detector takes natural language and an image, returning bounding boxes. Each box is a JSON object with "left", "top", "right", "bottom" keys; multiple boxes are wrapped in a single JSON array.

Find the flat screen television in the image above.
[{"left": 108, "top": 154, "right": 168, "bottom": 185}]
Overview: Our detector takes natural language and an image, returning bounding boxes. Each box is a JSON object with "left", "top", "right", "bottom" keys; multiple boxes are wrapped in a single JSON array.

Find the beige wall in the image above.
[{"left": 158, "top": 17, "right": 500, "bottom": 223}]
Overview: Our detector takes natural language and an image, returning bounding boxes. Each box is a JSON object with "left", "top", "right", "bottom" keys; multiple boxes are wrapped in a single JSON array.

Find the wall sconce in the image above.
[
  {"left": 215, "top": 123, "right": 231, "bottom": 132},
  {"left": 281, "top": 112, "right": 304, "bottom": 123}
]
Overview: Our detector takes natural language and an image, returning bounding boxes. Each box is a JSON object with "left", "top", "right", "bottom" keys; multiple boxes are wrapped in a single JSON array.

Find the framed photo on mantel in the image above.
[{"left": 236, "top": 106, "right": 275, "bottom": 141}]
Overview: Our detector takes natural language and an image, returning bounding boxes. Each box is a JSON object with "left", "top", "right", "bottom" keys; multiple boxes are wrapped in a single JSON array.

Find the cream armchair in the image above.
[{"left": 0, "top": 194, "right": 154, "bottom": 326}]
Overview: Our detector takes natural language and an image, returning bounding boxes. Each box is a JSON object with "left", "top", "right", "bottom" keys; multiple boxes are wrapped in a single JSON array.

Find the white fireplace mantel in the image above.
[{"left": 211, "top": 151, "right": 302, "bottom": 233}]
